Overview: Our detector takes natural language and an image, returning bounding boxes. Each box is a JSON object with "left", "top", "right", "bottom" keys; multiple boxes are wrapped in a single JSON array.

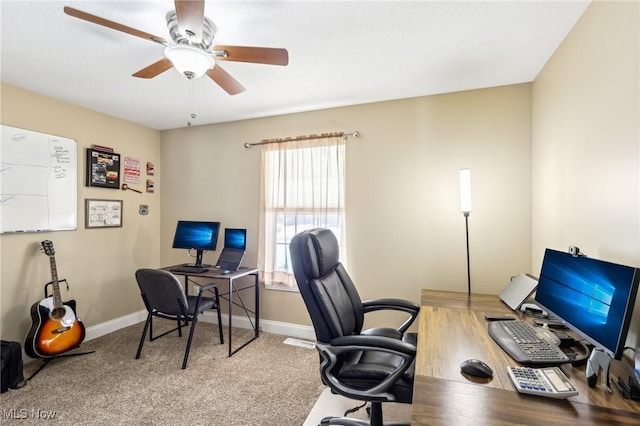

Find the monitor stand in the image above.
[{"left": 186, "top": 249, "right": 210, "bottom": 268}]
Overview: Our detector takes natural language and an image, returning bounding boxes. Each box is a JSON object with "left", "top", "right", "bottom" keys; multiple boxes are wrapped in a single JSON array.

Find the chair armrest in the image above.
[
  {"left": 330, "top": 335, "right": 416, "bottom": 357},
  {"left": 198, "top": 282, "right": 219, "bottom": 294},
  {"left": 194, "top": 283, "right": 220, "bottom": 310},
  {"left": 362, "top": 298, "right": 420, "bottom": 333},
  {"left": 317, "top": 336, "right": 416, "bottom": 401}
]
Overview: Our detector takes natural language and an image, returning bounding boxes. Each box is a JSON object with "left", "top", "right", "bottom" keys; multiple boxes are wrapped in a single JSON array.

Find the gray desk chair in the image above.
[
  {"left": 289, "top": 228, "right": 419, "bottom": 426},
  {"left": 134, "top": 268, "right": 223, "bottom": 369}
]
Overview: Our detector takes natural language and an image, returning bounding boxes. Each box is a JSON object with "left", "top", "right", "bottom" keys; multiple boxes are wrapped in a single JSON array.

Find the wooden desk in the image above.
[
  {"left": 411, "top": 290, "right": 639, "bottom": 425},
  {"left": 162, "top": 265, "right": 259, "bottom": 357}
]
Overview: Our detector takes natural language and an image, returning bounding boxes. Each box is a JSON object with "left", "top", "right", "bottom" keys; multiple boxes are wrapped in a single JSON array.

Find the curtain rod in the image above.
[{"left": 243, "top": 131, "right": 360, "bottom": 148}]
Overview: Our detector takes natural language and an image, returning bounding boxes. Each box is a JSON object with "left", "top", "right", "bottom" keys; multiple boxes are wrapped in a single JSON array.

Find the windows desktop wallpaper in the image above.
[
  {"left": 172, "top": 221, "right": 220, "bottom": 250},
  {"left": 224, "top": 229, "right": 247, "bottom": 250},
  {"left": 535, "top": 249, "right": 638, "bottom": 356}
]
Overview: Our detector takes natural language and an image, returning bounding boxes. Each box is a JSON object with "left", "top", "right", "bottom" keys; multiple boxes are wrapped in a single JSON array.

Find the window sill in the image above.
[{"left": 264, "top": 283, "right": 300, "bottom": 292}]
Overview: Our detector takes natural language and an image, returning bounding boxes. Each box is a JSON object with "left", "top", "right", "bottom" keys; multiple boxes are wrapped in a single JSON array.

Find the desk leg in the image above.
[
  {"left": 227, "top": 272, "right": 260, "bottom": 357},
  {"left": 254, "top": 271, "right": 260, "bottom": 339},
  {"left": 182, "top": 275, "right": 192, "bottom": 295},
  {"left": 228, "top": 277, "right": 233, "bottom": 357}
]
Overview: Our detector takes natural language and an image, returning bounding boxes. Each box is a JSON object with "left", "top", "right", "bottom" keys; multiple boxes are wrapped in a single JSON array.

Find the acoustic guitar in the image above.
[{"left": 24, "top": 241, "right": 85, "bottom": 358}]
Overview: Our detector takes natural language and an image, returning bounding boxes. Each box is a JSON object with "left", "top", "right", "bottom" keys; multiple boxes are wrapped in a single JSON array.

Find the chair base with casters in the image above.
[
  {"left": 289, "top": 228, "right": 419, "bottom": 426},
  {"left": 134, "top": 268, "right": 223, "bottom": 369},
  {"left": 320, "top": 402, "right": 408, "bottom": 426},
  {"left": 315, "top": 336, "right": 416, "bottom": 426}
]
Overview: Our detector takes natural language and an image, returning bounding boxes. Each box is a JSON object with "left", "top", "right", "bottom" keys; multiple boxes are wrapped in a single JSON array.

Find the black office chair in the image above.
[
  {"left": 134, "top": 268, "right": 223, "bottom": 369},
  {"left": 289, "top": 229, "right": 419, "bottom": 426}
]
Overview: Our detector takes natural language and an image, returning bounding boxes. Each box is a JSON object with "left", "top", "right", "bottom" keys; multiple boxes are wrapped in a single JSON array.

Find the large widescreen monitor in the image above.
[
  {"left": 172, "top": 220, "right": 221, "bottom": 267},
  {"left": 534, "top": 248, "right": 639, "bottom": 360}
]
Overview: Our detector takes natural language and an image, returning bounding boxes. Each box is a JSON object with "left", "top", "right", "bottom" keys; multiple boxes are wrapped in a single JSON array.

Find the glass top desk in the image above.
[
  {"left": 162, "top": 265, "right": 259, "bottom": 357},
  {"left": 411, "top": 290, "right": 639, "bottom": 425}
]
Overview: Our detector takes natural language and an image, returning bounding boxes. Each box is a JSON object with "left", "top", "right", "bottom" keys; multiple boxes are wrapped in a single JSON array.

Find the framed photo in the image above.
[
  {"left": 85, "top": 199, "right": 123, "bottom": 228},
  {"left": 86, "top": 148, "right": 120, "bottom": 189}
]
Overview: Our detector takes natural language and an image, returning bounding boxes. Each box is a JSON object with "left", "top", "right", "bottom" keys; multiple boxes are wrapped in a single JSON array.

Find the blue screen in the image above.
[
  {"left": 172, "top": 221, "right": 221, "bottom": 251},
  {"left": 534, "top": 249, "right": 639, "bottom": 359},
  {"left": 224, "top": 228, "right": 247, "bottom": 250}
]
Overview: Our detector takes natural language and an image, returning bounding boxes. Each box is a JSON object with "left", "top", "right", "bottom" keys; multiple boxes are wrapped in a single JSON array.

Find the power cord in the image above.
[{"left": 344, "top": 401, "right": 367, "bottom": 417}]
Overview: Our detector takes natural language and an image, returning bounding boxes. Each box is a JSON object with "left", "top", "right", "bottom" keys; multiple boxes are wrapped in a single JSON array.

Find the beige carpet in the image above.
[{"left": 0, "top": 322, "right": 325, "bottom": 425}]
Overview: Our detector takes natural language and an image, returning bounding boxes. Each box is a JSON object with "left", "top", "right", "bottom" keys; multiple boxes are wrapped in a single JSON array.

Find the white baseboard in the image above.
[
  {"left": 84, "top": 310, "right": 316, "bottom": 342},
  {"left": 84, "top": 310, "right": 147, "bottom": 341},
  {"left": 198, "top": 311, "right": 317, "bottom": 341},
  {"left": 23, "top": 311, "right": 316, "bottom": 363}
]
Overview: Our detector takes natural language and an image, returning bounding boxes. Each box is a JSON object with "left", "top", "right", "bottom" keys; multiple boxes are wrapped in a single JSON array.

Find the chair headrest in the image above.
[{"left": 294, "top": 228, "right": 340, "bottom": 279}]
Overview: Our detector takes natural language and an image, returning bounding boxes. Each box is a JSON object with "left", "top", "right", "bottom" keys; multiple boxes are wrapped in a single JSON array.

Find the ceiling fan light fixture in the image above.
[{"left": 164, "top": 45, "right": 214, "bottom": 79}]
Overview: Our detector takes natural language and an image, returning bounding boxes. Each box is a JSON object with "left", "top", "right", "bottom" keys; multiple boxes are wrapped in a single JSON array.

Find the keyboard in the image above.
[
  {"left": 488, "top": 320, "right": 570, "bottom": 365},
  {"left": 170, "top": 266, "right": 209, "bottom": 274}
]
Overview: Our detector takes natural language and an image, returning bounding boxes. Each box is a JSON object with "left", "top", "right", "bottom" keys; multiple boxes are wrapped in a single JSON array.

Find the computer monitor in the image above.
[
  {"left": 171, "top": 220, "right": 221, "bottom": 267},
  {"left": 534, "top": 248, "right": 639, "bottom": 360},
  {"left": 224, "top": 228, "right": 247, "bottom": 250}
]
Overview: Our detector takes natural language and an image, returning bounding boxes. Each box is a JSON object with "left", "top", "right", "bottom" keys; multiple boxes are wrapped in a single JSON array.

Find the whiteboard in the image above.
[{"left": 1, "top": 125, "right": 77, "bottom": 233}]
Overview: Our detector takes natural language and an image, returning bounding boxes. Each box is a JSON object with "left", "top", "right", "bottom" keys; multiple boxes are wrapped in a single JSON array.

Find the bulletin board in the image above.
[{"left": 1, "top": 125, "right": 78, "bottom": 233}]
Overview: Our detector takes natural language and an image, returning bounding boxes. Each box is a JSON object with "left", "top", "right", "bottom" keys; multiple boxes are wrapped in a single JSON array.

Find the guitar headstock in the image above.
[{"left": 41, "top": 240, "right": 55, "bottom": 256}]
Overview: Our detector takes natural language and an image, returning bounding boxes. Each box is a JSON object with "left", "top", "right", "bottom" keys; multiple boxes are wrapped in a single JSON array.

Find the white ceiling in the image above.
[{"left": 1, "top": 1, "right": 590, "bottom": 131}]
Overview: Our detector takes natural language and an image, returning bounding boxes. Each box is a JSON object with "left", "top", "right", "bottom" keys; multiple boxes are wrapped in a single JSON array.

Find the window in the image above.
[{"left": 258, "top": 135, "right": 346, "bottom": 288}]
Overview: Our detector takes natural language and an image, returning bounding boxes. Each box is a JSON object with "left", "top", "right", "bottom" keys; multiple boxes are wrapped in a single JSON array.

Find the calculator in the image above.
[{"left": 507, "top": 366, "right": 579, "bottom": 399}]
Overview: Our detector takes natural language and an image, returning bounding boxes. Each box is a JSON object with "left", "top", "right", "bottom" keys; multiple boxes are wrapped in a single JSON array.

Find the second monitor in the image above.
[{"left": 215, "top": 228, "right": 247, "bottom": 271}]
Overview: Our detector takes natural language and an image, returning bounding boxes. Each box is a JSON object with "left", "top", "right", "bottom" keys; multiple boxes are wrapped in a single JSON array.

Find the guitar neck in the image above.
[{"left": 49, "top": 256, "right": 63, "bottom": 309}]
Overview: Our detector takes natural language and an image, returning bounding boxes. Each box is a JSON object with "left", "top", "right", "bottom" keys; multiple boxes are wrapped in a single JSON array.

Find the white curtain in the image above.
[{"left": 258, "top": 135, "right": 346, "bottom": 288}]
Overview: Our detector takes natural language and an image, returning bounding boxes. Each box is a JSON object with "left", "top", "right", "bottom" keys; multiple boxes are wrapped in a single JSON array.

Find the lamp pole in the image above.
[
  {"left": 464, "top": 211, "right": 471, "bottom": 294},
  {"left": 459, "top": 169, "right": 472, "bottom": 294}
]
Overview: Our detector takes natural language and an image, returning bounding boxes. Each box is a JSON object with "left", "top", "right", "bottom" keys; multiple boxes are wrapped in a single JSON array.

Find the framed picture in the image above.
[
  {"left": 86, "top": 148, "right": 120, "bottom": 189},
  {"left": 85, "top": 199, "right": 123, "bottom": 228}
]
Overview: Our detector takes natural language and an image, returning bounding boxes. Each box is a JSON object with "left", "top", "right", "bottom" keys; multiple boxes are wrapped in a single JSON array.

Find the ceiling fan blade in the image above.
[
  {"left": 64, "top": 6, "right": 167, "bottom": 45},
  {"left": 206, "top": 66, "right": 246, "bottom": 95},
  {"left": 132, "top": 58, "right": 174, "bottom": 79},
  {"left": 174, "top": 0, "right": 205, "bottom": 40},
  {"left": 213, "top": 45, "right": 289, "bottom": 66}
]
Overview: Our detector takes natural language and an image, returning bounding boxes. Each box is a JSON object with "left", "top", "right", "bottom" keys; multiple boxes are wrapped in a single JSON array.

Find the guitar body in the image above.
[
  {"left": 25, "top": 240, "right": 86, "bottom": 359},
  {"left": 24, "top": 297, "right": 85, "bottom": 359}
]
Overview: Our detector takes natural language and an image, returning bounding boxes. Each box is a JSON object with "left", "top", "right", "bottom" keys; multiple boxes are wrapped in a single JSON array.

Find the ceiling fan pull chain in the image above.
[{"left": 187, "top": 79, "right": 197, "bottom": 127}]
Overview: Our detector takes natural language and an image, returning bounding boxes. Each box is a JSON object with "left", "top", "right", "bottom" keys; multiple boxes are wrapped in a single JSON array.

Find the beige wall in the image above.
[
  {"left": 532, "top": 1, "right": 640, "bottom": 346},
  {"left": 0, "top": 83, "right": 161, "bottom": 343},
  {"left": 2, "top": 1, "right": 636, "bottom": 345},
  {"left": 161, "top": 84, "right": 533, "bottom": 328}
]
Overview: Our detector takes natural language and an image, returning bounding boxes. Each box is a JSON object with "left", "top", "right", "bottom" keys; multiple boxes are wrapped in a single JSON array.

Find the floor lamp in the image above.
[{"left": 459, "top": 169, "right": 472, "bottom": 294}]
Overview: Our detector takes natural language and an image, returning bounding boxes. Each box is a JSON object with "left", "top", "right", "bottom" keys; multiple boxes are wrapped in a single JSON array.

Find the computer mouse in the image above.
[
  {"left": 460, "top": 359, "right": 493, "bottom": 378},
  {"left": 221, "top": 270, "right": 230, "bottom": 275}
]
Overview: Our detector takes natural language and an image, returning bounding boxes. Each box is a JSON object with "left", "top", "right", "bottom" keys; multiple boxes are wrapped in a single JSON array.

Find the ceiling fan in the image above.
[{"left": 64, "top": 0, "right": 289, "bottom": 95}]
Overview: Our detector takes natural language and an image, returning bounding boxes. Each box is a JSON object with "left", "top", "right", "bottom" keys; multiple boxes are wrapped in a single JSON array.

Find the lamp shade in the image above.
[
  {"left": 164, "top": 45, "right": 215, "bottom": 78},
  {"left": 459, "top": 169, "right": 472, "bottom": 214}
]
